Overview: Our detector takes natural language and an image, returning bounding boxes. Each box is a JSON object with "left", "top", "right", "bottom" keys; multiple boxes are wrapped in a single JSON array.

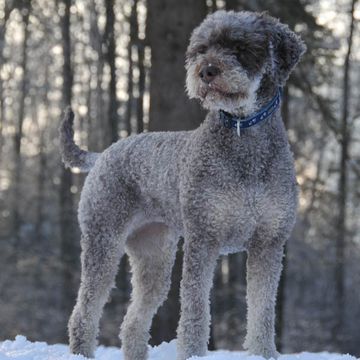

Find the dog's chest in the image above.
[
  {"left": 214, "top": 187, "right": 261, "bottom": 254},
  {"left": 214, "top": 183, "right": 295, "bottom": 255}
]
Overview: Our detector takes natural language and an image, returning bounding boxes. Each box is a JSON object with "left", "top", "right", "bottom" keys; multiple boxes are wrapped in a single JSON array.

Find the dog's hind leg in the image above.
[
  {"left": 68, "top": 221, "right": 125, "bottom": 358},
  {"left": 120, "top": 222, "right": 177, "bottom": 360},
  {"left": 243, "top": 231, "right": 285, "bottom": 359}
]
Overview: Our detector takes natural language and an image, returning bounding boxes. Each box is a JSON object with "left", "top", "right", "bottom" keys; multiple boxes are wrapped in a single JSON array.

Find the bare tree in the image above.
[
  {"left": 333, "top": 0, "right": 358, "bottom": 346},
  {"left": 146, "top": 0, "right": 207, "bottom": 344},
  {"left": 275, "top": 85, "right": 291, "bottom": 351},
  {"left": 147, "top": 0, "right": 206, "bottom": 131},
  {"left": 12, "top": 0, "right": 31, "bottom": 249},
  {"left": 136, "top": 35, "right": 145, "bottom": 133},
  {"left": 88, "top": 0, "right": 105, "bottom": 151},
  {"left": 226, "top": 0, "right": 238, "bottom": 10},
  {"left": 59, "top": 0, "right": 78, "bottom": 337},
  {"left": 126, "top": 0, "right": 146, "bottom": 134},
  {"left": 124, "top": 0, "right": 136, "bottom": 136},
  {"left": 104, "top": 0, "right": 119, "bottom": 144},
  {"left": 34, "top": 55, "right": 50, "bottom": 246},
  {"left": 0, "top": 1, "right": 15, "bottom": 164}
]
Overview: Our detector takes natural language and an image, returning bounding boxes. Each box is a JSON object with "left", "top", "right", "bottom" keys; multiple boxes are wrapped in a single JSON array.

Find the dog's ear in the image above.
[{"left": 269, "top": 21, "right": 306, "bottom": 85}]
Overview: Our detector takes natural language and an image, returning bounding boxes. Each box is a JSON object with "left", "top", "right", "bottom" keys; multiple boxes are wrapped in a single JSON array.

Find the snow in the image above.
[{"left": 0, "top": 336, "right": 358, "bottom": 360}]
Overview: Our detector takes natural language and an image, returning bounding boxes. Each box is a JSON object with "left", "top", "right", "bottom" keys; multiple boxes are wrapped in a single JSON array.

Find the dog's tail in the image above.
[{"left": 59, "top": 107, "right": 100, "bottom": 172}]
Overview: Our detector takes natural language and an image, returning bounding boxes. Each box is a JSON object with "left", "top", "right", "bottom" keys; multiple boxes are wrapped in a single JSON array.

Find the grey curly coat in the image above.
[{"left": 60, "top": 10, "right": 305, "bottom": 360}]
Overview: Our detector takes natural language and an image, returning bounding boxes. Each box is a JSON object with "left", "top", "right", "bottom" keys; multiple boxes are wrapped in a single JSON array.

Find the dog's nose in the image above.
[{"left": 199, "top": 65, "right": 220, "bottom": 83}]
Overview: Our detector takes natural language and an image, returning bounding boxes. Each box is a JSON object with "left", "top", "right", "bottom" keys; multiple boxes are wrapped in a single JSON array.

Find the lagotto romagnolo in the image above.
[{"left": 60, "top": 10, "right": 306, "bottom": 360}]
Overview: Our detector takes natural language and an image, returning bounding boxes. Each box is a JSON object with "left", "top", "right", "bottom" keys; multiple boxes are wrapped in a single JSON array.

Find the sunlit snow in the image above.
[{"left": 0, "top": 336, "right": 358, "bottom": 360}]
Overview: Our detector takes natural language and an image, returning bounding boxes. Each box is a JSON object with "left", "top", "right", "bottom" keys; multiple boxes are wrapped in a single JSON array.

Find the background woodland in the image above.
[{"left": 1, "top": 0, "right": 360, "bottom": 356}]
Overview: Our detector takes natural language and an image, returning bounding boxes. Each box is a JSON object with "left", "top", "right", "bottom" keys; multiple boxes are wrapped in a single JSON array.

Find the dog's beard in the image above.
[
  {"left": 185, "top": 58, "right": 264, "bottom": 115},
  {"left": 186, "top": 68, "right": 262, "bottom": 116},
  {"left": 198, "top": 83, "right": 245, "bottom": 100},
  {"left": 201, "top": 90, "right": 245, "bottom": 111}
]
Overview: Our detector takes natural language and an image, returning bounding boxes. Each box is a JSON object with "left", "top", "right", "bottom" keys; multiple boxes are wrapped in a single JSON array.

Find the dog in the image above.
[{"left": 60, "top": 10, "right": 305, "bottom": 360}]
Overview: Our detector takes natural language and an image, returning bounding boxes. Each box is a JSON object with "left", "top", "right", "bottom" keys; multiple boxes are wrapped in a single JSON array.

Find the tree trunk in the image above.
[
  {"left": 34, "top": 58, "right": 50, "bottom": 246},
  {"left": 59, "top": 0, "right": 78, "bottom": 338},
  {"left": 0, "top": 2, "right": 14, "bottom": 165},
  {"left": 89, "top": 0, "right": 105, "bottom": 151},
  {"left": 226, "top": 0, "right": 239, "bottom": 10},
  {"left": 333, "top": 0, "right": 357, "bottom": 347},
  {"left": 281, "top": 85, "right": 290, "bottom": 129},
  {"left": 275, "top": 85, "right": 291, "bottom": 351},
  {"left": 124, "top": 0, "right": 146, "bottom": 136},
  {"left": 136, "top": 40, "right": 145, "bottom": 133},
  {"left": 104, "top": 0, "right": 118, "bottom": 144},
  {"left": 135, "top": 0, "right": 145, "bottom": 134},
  {"left": 35, "top": 113, "right": 46, "bottom": 242},
  {"left": 147, "top": 0, "right": 206, "bottom": 131},
  {"left": 12, "top": 1, "right": 30, "bottom": 250},
  {"left": 124, "top": 0, "right": 137, "bottom": 136},
  {"left": 146, "top": 0, "right": 207, "bottom": 343}
]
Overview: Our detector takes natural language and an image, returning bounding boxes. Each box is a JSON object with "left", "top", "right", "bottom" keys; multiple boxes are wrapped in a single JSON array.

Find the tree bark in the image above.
[
  {"left": 333, "top": 0, "right": 358, "bottom": 347},
  {"left": 59, "top": 0, "right": 78, "bottom": 337},
  {"left": 104, "top": 0, "right": 118, "bottom": 144},
  {"left": 136, "top": 39, "right": 145, "bottom": 133},
  {"left": 275, "top": 85, "right": 291, "bottom": 351},
  {"left": 35, "top": 114, "right": 46, "bottom": 241},
  {"left": 0, "top": 2, "right": 14, "bottom": 165},
  {"left": 281, "top": 85, "right": 290, "bottom": 130},
  {"left": 226, "top": 0, "right": 239, "bottom": 10},
  {"left": 146, "top": 0, "right": 207, "bottom": 343},
  {"left": 147, "top": 0, "right": 206, "bottom": 131},
  {"left": 124, "top": 0, "right": 137, "bottom": 136},
  {"left": 34, "top": 58, "right": 50, "bottom": 246},
  {"left": 135, "top": 0, "right": 145, "bottom": 134},
  {"left": 12, "top": 1, "right": 30, "bottom": 250},
  {"left": 89, "top": 0, "right": 105, "bottom": 151}
]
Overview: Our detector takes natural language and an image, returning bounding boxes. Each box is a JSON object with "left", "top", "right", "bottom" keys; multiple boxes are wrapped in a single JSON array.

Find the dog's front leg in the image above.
[
  {"left": 176, "top": 233, "right": 219, "bottom": 360},
  {"left": 243, "top": 236, "right": 285, "bottom": 359}
]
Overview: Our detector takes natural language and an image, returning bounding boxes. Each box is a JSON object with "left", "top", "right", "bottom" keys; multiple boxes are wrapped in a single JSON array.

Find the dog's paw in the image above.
[
  {"left": 243, "top": 340, "right": 279, "bottom": 359},
  {"left": 263, "top": 350, "right": 280, "bottom": 359}
]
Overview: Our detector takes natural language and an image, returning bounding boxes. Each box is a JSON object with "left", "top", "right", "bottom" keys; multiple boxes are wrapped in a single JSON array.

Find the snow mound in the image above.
[{"left": 0, "top": 336, "right": 358, "bottom": 360}]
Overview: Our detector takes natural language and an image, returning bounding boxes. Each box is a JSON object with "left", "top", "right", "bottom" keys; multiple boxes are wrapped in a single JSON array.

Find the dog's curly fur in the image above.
[{"left": 61, "top": 10, "right": 305, "bottom": 360}]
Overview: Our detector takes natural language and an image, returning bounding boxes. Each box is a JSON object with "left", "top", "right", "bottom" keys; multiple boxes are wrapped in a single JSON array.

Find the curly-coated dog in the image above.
[{"left": 60, "top": 10, "right": 305, "bottom": 360}]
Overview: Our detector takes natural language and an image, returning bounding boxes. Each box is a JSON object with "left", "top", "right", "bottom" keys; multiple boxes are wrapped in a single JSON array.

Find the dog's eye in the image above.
[
  {"left": 186, "top": 45, "right": 207, "bottom": 60},
  {"left": 233, "top": 43, "right": 268, "bottom": 74},
  {"left": 197, "top": 45, "right": 208, "bottom": 55},
  {"left": 235, "top": 44, "right": 247, "bottom": 53}
]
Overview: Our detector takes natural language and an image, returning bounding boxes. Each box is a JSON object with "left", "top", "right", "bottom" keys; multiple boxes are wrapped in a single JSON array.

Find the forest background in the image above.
[{"left": 0, "top": 0, "right": 360, "bottom": 356}]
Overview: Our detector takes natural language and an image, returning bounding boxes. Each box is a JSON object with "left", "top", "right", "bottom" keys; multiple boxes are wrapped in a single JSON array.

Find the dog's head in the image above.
[{"left": 186, "top": 11, "right": 306, "bottom": 115}]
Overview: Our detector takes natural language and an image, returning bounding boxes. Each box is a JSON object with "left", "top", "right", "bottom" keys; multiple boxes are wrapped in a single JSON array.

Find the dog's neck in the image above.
[
  {"left": 218, "top": 88, "right": 282, "bottom": 135},
  {"left": 206, "top": 107, "right": 283, "bottom": 135},
  {"left": 201, "top": 96, "right": 288, "bottom": 159}
]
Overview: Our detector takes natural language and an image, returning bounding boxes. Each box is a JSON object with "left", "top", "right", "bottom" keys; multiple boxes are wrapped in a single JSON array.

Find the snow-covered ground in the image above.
[{"left": 0, "top": 336, "right": 358, "bottom": 360}]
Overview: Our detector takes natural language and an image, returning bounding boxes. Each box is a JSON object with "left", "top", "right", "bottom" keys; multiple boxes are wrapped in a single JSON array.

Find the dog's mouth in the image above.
[{"left": 199, "top": 85, "right": 245, "bottom": 100}]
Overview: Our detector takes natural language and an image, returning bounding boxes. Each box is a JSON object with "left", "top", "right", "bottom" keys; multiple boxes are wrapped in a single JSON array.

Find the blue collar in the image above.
[{"left": 219, "top": 87, "right": 283, "bottom": 136}]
